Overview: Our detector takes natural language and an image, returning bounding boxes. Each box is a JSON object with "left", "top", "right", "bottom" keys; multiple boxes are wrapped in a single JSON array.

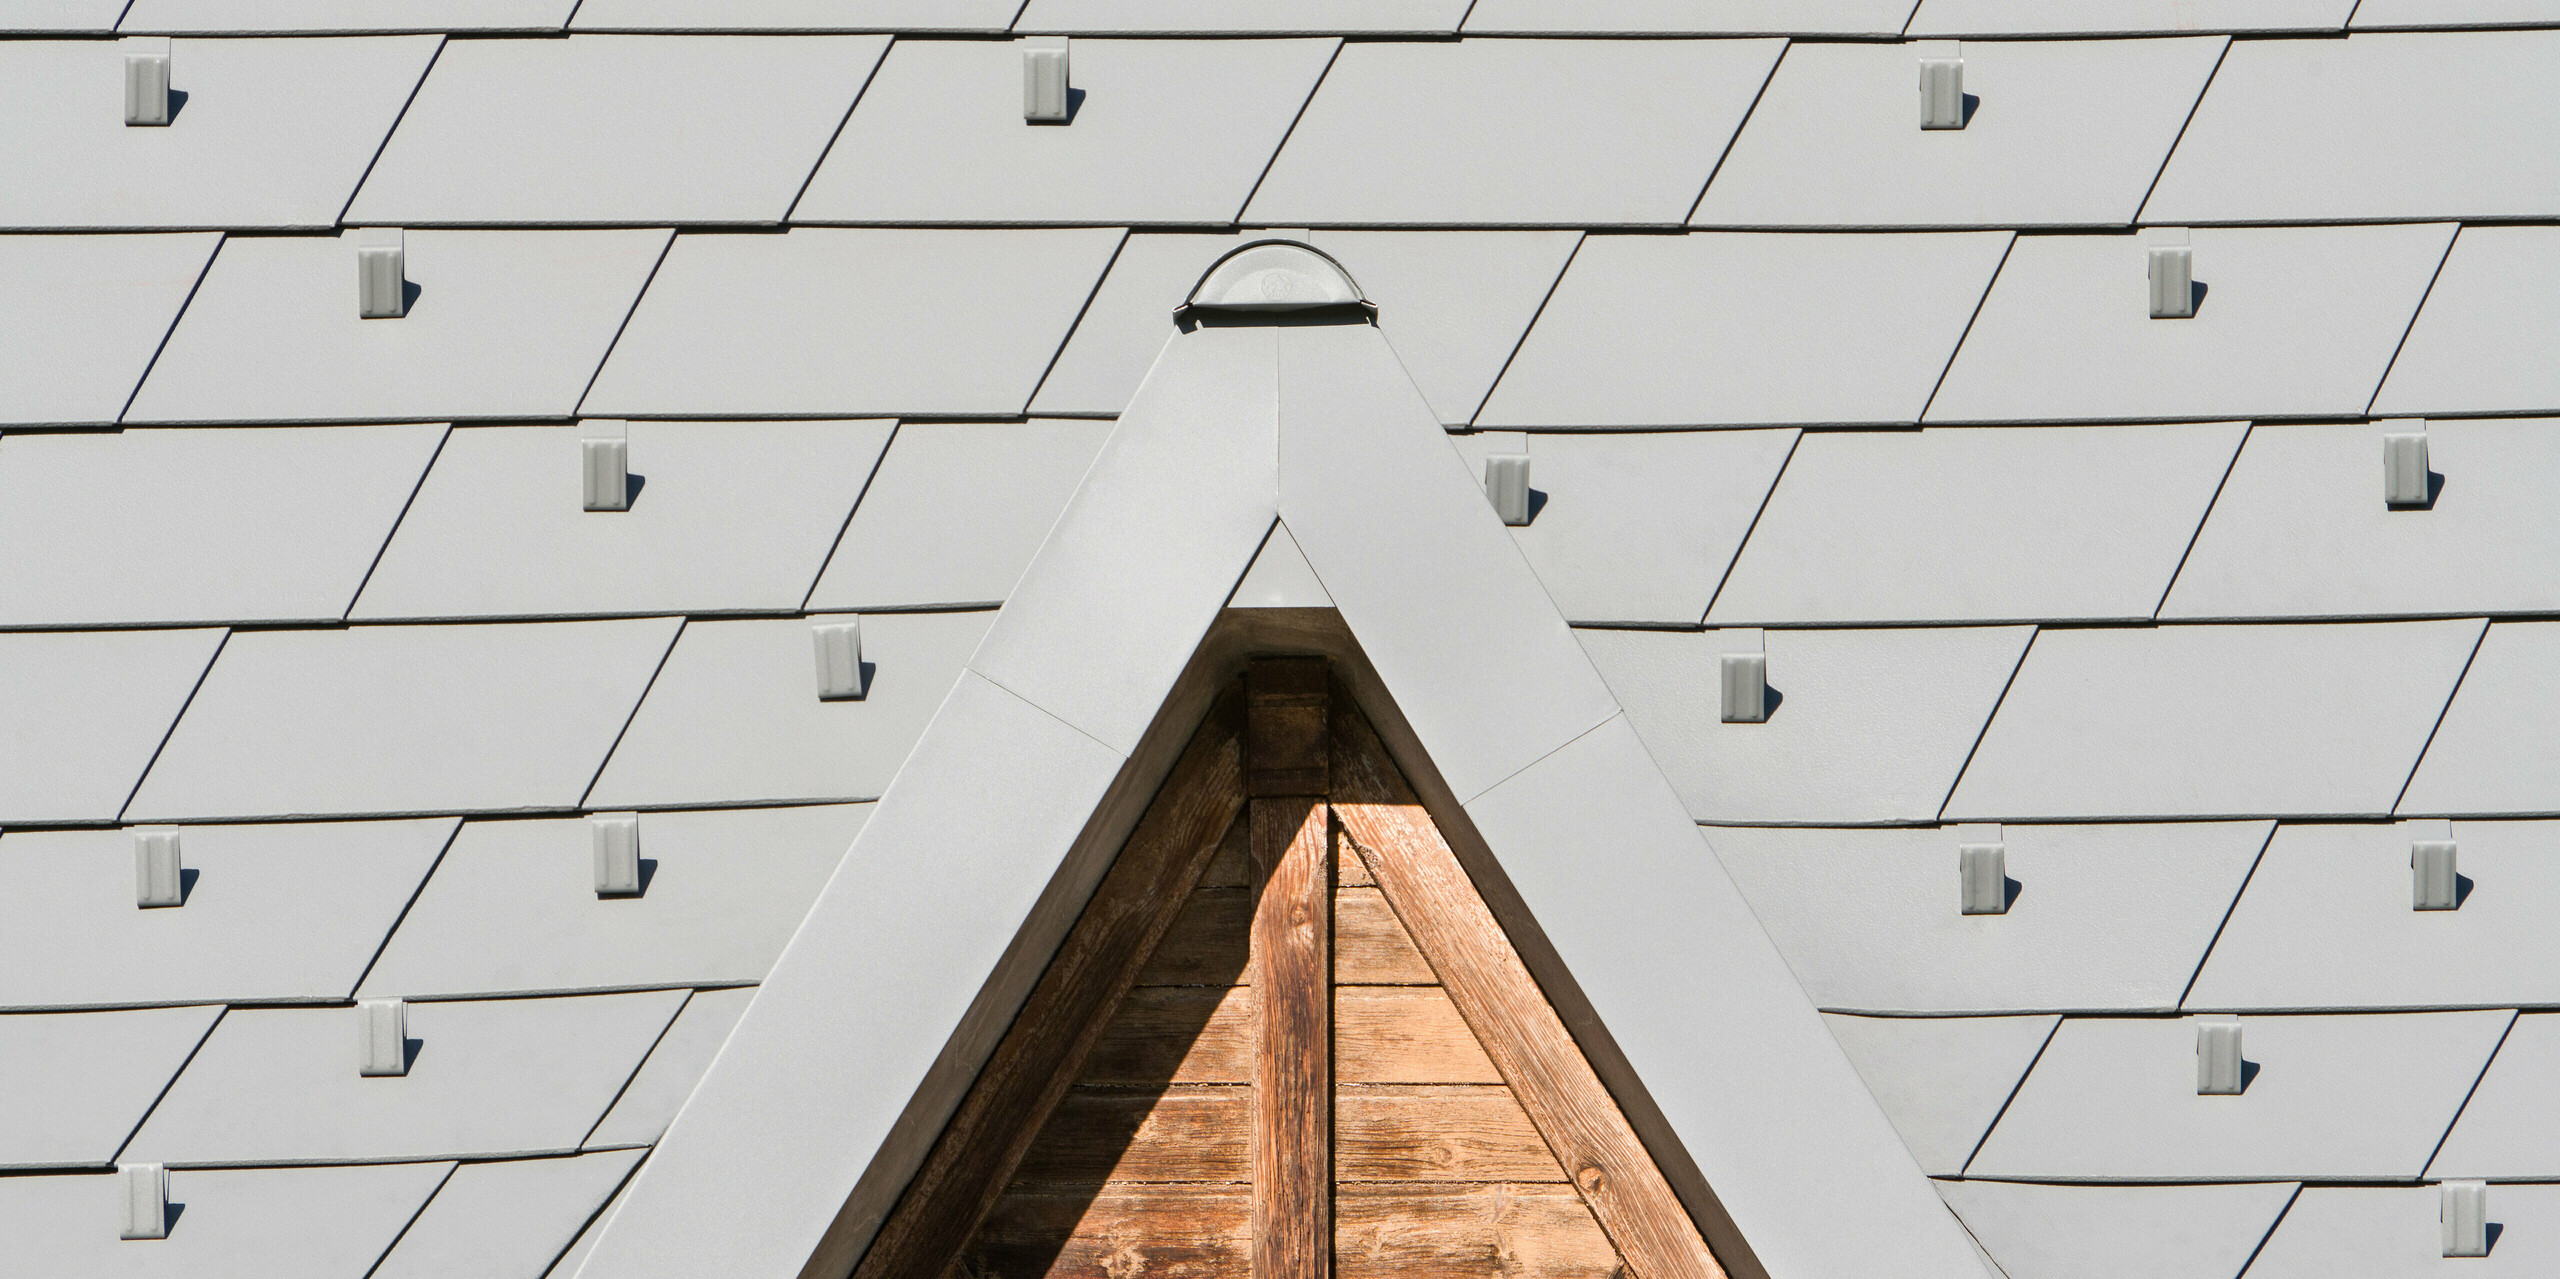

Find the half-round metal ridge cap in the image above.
[{"left": 1176, "top": 240, "right": 1376, "bottom": 319}]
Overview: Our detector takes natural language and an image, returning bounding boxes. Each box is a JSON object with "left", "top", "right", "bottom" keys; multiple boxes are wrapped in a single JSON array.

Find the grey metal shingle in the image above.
[
  {"left": 1581, "top": 625, "right": 2033, "bottom": 824},
  {"left": 2399, "top": 622, "right": 2560, "bottom": 817},
  {"left": 126, "top": 229, "right": 672, "bottom": 425},
  {"left": 585, "top": 612, "right": 993, "bottom": 808},
  {"left": 0, "top": 233, "right": 217, "bottom": 427},
  {"left": 0, "top": 1005, "right": 221, "bottom": 1169},
  {"left": 1480, "top": 231, "right": 2013, "bottom": 428},
  {"left": 1939, "top": 1181, "right": 2301, "bottom": 1279},
  {"left": 1821, "top": 1013, "right": 2058, "bottom": 1174},
  {"left": 0, "top": 628, "right": 225, "bottom": 826},
  {"left": 0, "top": 36, "right": 439, "bottom": 230},
  {"left": 1969, "top": 1010, "right": 2512, "bottom": 1180},
  {"left": 1717, "top": 822, "right": 2271, "bottom": 1014},
  {"left": 1013, "top": 0, "right": 1466, "bottom": 33},
  {"left": 566, "top": 0, "right": 1021, "bottom": 29},
  {"left": 1908, "top": 0, "right": 2350, "bottom": 35},
  {"left": 1926, "top": 223, "right": 2456, "bottom": 424},
  {"left": 2351, "top": 0, "right": 2560, "bottom": 27},
  {"left": 357, "top": 805, "right": 867, "bottom": 999},
  {"left": 125, "top": 618, "right": 681, "bottom": 822},
  {"left": 581, "top": 228, "right": 1122, "bottom": 419},
  {"left": 1711, "top": 423, "right": 2245, "bottom": 626},
  {"left": 116, "top": 0, "right": 574, "bottom": 31},
  {"left": 2143, "top": 32, "right": 2560, "bottom": 223},
  {"left": 2430, "top": 1013, "right": 2560, "bottom": 1176},
  {"left": 0, "top": 1162, "right": 454, "bottom": 1279},
  {"left": 348, "top": 35, "right": 887, "bottom": 226},
  {"left": 0, "top": 425, "right": 445, "bottom": 628},
  {"left": 352, "top": 420, "right": 891, "bottom": 621},
  {"left": 1694, "top": 37, "right": 2227, "bottom": 229},
  {"left": 0, "top": 0, "right": 129, "bottom": 31},
  {"left": 2247, "top": 1184, "right": 2560, "bottom": 1276},
  {"left": 1459, "top": 0, "right": 1915, "bottom": 35},
  {"left": 124, "top": 991, "right": 687, "bottom": 1165},
  {"left": 0, "top": 819, "right": 456, "bottom": 1010},
  {"left": 2373, "top": 227, "right": 2560, "bottom": 418},
  {"left": 793, "top": 38, "right": 1336, "bottom": 226},
  {"left": 1243, "top": 38, "right": 1786, "bottom": 226},
  {"left": 806, "top": 420, "right": 1109, "bottom": 611},
  {"left": 371, "top": 1149, "right": 643, "bottom": 1279},
  {"left": 585, "top": 986, "right": 753, "bottom": 1149}
]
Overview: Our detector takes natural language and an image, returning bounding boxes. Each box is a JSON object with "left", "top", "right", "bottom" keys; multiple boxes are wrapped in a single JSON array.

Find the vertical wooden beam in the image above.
[
  {"left": 1330, "top": 707, "right": 1730, "bottom": 1279},
  {"left": 1248, "top": 658, "right": 1330, "bottom": 1279}
]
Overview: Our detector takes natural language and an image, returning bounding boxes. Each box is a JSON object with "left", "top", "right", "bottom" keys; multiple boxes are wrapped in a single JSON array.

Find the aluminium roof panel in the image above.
[
  {"left": 1908, "top": 0, "right": 2350, "bottom": 35},
  {"left": 118, "top": 0, "right": 573, "bottom": 31},
  {"left": 567, "top": 0, "right": 1020, "bottom": 29},
  {"left": 1711, "top": 423, "right": 2245, "bottom": 626},
  {"left": 1821, "top": 1013, "right": 2058, "bottom": 1174},
  {"left": 372, "top": 1149, "right": 643, "bottom": 1279},
  {"left": 126, "top": 229, "right": 672, "bottom": 426},
  {"left": 0, "top": 0, "right": 129, "bottom": 31},
  {"left": 1968, "top": 1010, "right": 2512, "bottom": 1180},
  {"left": 1452, "top": 428, "right": 1801, "bottom": 627},
  {"left": 1926, "top": 223, "right": 2456, "bottom": 424},
  {"left": 1716, "top": 821, "right": 2271, "bottom": 1014},
  {"left": 0, "top": 36, "right": 439, "bottom": 231},
  {"left": 2373, "top": 227, "right": 2560, "bottom": 418},
  {"left": 0, "top": 1005, "right": 221, "bottom": 1169},
  {"left": 2430, "top": 1013, "right": 2560, "bottom": 1177},
  {"left": 545, "top": 1173, "right": 630, "bottom": 1278},
  {"left": 0, "top": 233, "right": 218, "bottom": 427},
  {"left": 586, "top": 612, "right": 994, "bottom": 808},
  {"left": 352, "top": 420, "right": 891, "bottom": 622},
  {"left": 358, "top": 805, "right": 867, "bottom": 1000},
  {"left": 348, "top": 35, "right": 886, "bottom": 227},
  {"left": 124, "top": 618, "right": 681, "bottom": 822},
  {"left": 2163, "top": 420, "right": 2560, "bottom": 620},
  {"left": 2143, "top": 32, "right": 2560, "bottom": 223},
  {"left": 0, "top": 628, "right": 224, "bottom": 826},
  {"left": 580, "top": 228, "right": 1121, "bottom": 419},
  {"left": 125, "top": 991, "right": 687, "bottom": 1165},
  {"left": 793, "top": 38, "right": 1335, "bottom": 227},
  {"left": 1013, "top": 0, "right": 1465, "bottom": 32},
  {"left": 1458, "top": 0, "right": 1915, "bottom": 35},
  {"left": 0, "top": 1162, "right": 453, "bottom": 1279},
  {"left": 1694, "top": 38, "right": 2226, "bottom": 229},
  {"left": 0, "top": 425, "right": 445, "bottom": 628},
  {"left": 1946, "top": 620, "right": 2483, "bottom": 822},
  {"left": 0, "top": 818, "right": 456, "bottom": 1010},
  {"left": 1480, "top": 231, "right": 2013, "bottom": 429},
  {"left": 1242, "top": 38, "right": 1786, "bottom": 227},
  {"left": 806, "top": 420, "right": 1110, "bottom": 612},
  {"left": 2187, "top": 821, "right": 2560, "bottom": 1012},
  {"left": 2352, "top": 0, "right": 2560, "bottom": 27},
  {"left": 1940, "top": 1181, "right": 2301, "bottom": 1279},
  {"left": 2246, "top": 1184, "right": 2560, "bottom": 1278},
  {"left": 585, "top": 986, "right": 754, "bottom": 1148},
  {"left": 1580, "top": 625, "right": 2033, "bottom": 824},
  {"left": 2399, "top": 622, "right": 2560, "bottom": 817}
]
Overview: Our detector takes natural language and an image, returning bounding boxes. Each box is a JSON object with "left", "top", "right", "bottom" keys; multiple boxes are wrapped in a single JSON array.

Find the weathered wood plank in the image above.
[
  {"left": 851, "top": 689, "right": 1248, "bottom": 1279},
  {"left": 960, "top": 1186, "right": 1251, "bottom": 1279},
  {"left": 1334, "top": 888, "right": 1435, "bottom": 985},
  {"left": 1013, "top": 1087, "right": 1251, "bottom": 1185},
  {"left": 1082, "top": 987, "right": 1252, "bottom": 1086},
  {"left": 1335, "top": 825, "right": 1374, "bottom": 887},
  {"left": 1137, "top": 888, "right": 1253, "bottom": 987},
  {"left": 1200, "top": 813, "right": 1251, "bottom": 888},
  {"left": 1246, "top": 657, "right": 1329, "bottom": 797},
  {"left": 1331, "top": 709, "right": 1728, "bottom": 1279},
  {"left": 1336, "top": 987, "right": 1501, "bottom": 1085},
  {"left": 1335, "top": 1184, "right": 1624, "bottom": 1279},
  {"left": 1250, "top": 796, "right": 1331, "bottom": 1279},
  {"left": 1337, "top": 1086, "right": 1567, "bottom": 1183}
]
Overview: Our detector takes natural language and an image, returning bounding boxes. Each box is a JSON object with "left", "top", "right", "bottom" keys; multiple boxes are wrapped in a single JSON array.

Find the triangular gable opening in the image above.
[{"left": 859, "top": 658, "right": 1726, "bottom": 1279}]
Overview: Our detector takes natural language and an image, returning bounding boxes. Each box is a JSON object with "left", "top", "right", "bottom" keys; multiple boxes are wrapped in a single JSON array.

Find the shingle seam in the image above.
[
  {"left": 1955, "top": 1014, "right": 2060, "bottom": 1177},
  {"left": 336, "top": 34, "right": 450, "bottom": 229},
  {"left": 2147, "top": 422, "right": 2253, "bottom": 621},
  {"left": 2389, "top": 618, "right": 2492, "bottom": 815},
  {"left": 105, "top": 1004, "right": 226, "bottom": 1167},
  {"left": 2129, "top": 34, "right": 2231, "bottom": 227},
  {"left": 567, "top": 229, "right": 678, "bottom": 421},
  {"left": 1228, "top": 37, "right": 1347, "bottom": 226},
  {"left": 1452, "top": 705, "right": 1622, "bottom": 810},
  {"left": 110, "top": 629, "right": 230, "bottom": 827},
  {"left": 357, "top": 1160, "right": 460, "bottom": 1279},
  {"left": 2173, "top": 820, "right": 2279, "bottom": 1010},
  {"left": 344, "top": 817, "right": 467, "bottom": 1001},
  {"left": 341, "top": 424, "right": 453, "bottom": 623},
  {"left": 797, "top": 422, "right": 904, "bottom": 614},
  {"left": 1680, "top": 37, "right": 1789, "bottom": 226},
  {"left": 536, "top": 1152, "right": 648, "bottom": 1279},
  {"left": 573, "top": 989, "right": 699, "bottom": 1151},
  {"left": 400, "top": 981, "right": 759, "bottom": 1006},
  {"left": 2228, "top": 1184, "right": 2304, "bottom": 1277},
  {"left": 1467, "top": 230, "right": 1584, "bottom": 427},
  {"left": 2361, "top": 225, "right": 2464, "bottom": 418},
  {"left": 776, "top": 33, "right": 893, "bottom": 226},
  {"left": 113, "top": 234, "right": 223, "bottom": 426},
  {"left": 1931, "top": 625, "right": 2036, "bottom": 823},
  {"left": 573, "top": 617, "right": 689, "bottom": 812},
  {"left": 2417, "top": 1009, "right": 2521, "bottom": 1180},
  {"left": 1912, "top": 232, "right": 2015, "bottom": 425},
  {"left": 1697, "top": 427, "right": 1803, "bottom": 624},
  {"left": 1016, "top": 230, "right": 1134, "bottom": 419}
]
